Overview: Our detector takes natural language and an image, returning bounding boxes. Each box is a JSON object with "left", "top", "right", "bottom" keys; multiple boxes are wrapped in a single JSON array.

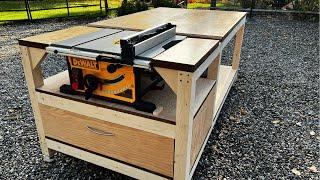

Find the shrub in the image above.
[
  {"left": 117, "top": 0, "right": 148, "bottom": 16},
  {"left": 153, "top": 0, "right": 179, "bottom": 8},
  {"left": 240, "top": 0, "right": 253, "bottom": 8},
  {"left": 292, "top": 0, "right": 319, "bottom": 12}
]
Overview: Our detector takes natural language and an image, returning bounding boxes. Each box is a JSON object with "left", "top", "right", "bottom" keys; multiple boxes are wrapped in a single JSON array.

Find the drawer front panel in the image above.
[
  {"left": 39, "top": 104, "right": 174, "bottom": 177},
  {"left": 190, "top": 87, "right": 215, "bottom": 168}
]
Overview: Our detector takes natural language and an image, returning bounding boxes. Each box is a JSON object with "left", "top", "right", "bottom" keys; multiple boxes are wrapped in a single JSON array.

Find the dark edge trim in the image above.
[
  {"left": 46, "top": 137, "right": 173, "bottom": 179},
  {"left": 151, "top": 41, "right": 219, "bottom": 72},
  {"left": 49, "top": 44, "right": 72, "bottom": 49},
  {"left": 88, "top": 24, "right": 221, "bottom": 40},
  {"left": 151, "top": 61, "right": 195, "bottom": 72},
  {"left": 220, "top": 14, "right": 247, "bottom": 42},
  {"left": 18, "top": 13, "right": 245, "bottom": 50},
  {"left": 88, "top": 14, "right": 247, "bottom": 43},
  {"left": 193, "top": 81, "right": 216, "bottom": 119},
  {"left": 35, "top": 88, "right": 176, "bottom": 125},
  {"left": 193, "top": 42, "right": 219, "bottom": 72},
  {"left": 18, "top": 39, "right": 48, "bottom": 49}
]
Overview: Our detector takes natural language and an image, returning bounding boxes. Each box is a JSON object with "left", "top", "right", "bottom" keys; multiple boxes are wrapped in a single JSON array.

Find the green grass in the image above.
[
  {"left": 0, "top": 0, "right": 121, "bottom": 11},
  {"left": 187, "top": 2, "right": 211, "bottom": 9},
  {"left": 0, "top": 0, "right": 121, "bottom": 21},
  {"left": 0, "top": 0, "right": 242, "bottom": 21}
]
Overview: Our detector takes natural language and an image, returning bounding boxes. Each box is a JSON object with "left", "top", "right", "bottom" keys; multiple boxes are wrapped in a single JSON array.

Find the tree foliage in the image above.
[{"left": 117, "top": 0, "right": 148, "bottom": 16}]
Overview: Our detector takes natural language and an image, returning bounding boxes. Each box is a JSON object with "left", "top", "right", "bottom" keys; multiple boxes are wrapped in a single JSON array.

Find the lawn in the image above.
[
  {"left": 0, "top": 0, "right": 121, "bottom": 21},
  {"left": 0, "top": 0, "right": 243, "bottom": 21}
]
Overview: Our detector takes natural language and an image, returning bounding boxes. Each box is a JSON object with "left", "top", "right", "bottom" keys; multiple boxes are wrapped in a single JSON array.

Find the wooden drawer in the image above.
[
  {"left": 39, "top": 104, "right": 174, "bottom": 178},
  {"left": 190, "top": 87, "right": 215, "bottom": 168}
]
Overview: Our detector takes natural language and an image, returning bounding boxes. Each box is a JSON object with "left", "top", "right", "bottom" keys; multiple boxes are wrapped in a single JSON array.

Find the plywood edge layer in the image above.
[
  {"left": 220, "top": 15, "right": 247, "bottom": 42},
  {"left": 36, "top": 93, "right": 175, "bottom": 139},
  {"left": 221, "top": 17, "right": 246, "bottom": 49},
  {"left": 46, "top": 138, "right": 169, "bottom": 180}
]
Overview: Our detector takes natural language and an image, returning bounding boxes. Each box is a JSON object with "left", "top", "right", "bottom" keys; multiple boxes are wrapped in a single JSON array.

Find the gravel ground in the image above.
[{"left": 0, "top": 15, "right": 319, "bottom": 179}]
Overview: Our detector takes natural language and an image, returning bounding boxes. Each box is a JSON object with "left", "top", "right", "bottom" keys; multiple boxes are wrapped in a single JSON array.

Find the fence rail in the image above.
[
  {"left": 0, "top": 0, "right": 318, "bottom": 22},
  {"left": 0, "top": 0, "right": 119, "bottom": 21}
]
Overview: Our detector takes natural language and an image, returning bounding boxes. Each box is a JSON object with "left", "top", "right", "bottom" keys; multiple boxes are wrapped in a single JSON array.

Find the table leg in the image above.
[
  {"left": 207, "top": 52, "right": 221, "bottom": 115},
  {"left": 20, "top": 46, "right": 55, "bottom": 160},
  {"left": 174, "top": 71, "right": 196, "bottom": 180},
  {"left": 232, "top": 25, "right": 245, "bottom": 70}
]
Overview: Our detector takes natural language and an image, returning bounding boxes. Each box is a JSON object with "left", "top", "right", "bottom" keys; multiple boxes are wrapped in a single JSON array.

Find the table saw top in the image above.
[
  {"left": 18, "top": 8, "right": 247, "bottom": 72},
  {"left": 44, "top": 28, "right": 219, "bottom": 72},
  {"left": 89, "top": 7, "right": 247, "bottom": 40}
]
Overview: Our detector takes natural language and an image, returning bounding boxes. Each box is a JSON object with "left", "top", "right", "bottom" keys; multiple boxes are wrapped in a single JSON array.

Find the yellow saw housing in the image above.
[{"left": 68, "top": 57, "right": 136, "bottom": 103}]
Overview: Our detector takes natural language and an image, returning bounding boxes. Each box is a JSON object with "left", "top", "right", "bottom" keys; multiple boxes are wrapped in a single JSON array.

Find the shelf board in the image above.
[
  {"left": 213, "top": 65, "right": 237, "bottom": 117},
  {"left": 36, "top": 70, "right": 218, "bottom": 125},
  {"left": 193, "top": 78, "right": 216, "bottom": 117},
  {"left": 36, "top": 70, "right": 177, "bottom": 124},
  {"left": 36, "top": 66, "right": 231, "bottom": 125}
]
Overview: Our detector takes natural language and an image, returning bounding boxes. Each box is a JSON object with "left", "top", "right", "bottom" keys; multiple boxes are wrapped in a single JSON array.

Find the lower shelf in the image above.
[
  {"left": 36, "top": 70, "right": 215, "bottom": 125},
  {"left": 214, "top": 65, "right": 237, "bottom": 116}
]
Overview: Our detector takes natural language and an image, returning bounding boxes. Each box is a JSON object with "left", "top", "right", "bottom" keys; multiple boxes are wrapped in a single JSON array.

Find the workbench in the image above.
[{"left": 19, "top": 7, "right": 246, "bottom": 180}]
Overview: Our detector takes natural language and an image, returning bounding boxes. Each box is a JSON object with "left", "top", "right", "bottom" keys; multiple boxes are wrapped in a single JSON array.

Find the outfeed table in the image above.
[{"left": 19, "top": 7, "right": 246, "bottom": 180}]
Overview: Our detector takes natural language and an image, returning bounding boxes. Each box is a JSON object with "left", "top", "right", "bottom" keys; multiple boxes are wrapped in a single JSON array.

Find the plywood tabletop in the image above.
[
  {"left": 89, "top": 7, "right": 247, "bottom": 40},
  {"left": 18, "top": 26, "right": 101, "bottom": 49},
  {"left": 152, "top": 38, "right": 219, "bottom": 72}
]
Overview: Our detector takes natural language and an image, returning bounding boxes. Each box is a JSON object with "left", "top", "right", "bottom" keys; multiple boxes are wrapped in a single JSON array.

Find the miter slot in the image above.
[
  {"left": 74, "top": 30, "right": 137, "bottom": 55},
  {"left": 50, "top": 28, "right": 122, "bottom": 49},
  {"left": 46, "top": 28, "right": 124, "bottom": 59}
]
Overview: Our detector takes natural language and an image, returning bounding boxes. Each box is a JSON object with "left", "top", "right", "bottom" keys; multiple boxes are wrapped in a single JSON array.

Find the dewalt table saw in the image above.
[
  {"left": 19, "top": 7, "right": 246, "bottom": 180},
  {"left": 45, "top": 23, "right": 191, "bottom": 113}
]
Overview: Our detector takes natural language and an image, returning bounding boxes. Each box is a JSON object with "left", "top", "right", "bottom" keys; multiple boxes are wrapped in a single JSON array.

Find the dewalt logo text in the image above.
[{"left": 71, "top": 58, "right": 99, "bottom": 70}]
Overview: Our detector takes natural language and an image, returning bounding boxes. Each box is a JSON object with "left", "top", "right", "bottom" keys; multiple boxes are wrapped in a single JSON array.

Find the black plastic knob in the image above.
[
  {"left": 107, "top": 64, "right": 117, "bottom": 73},
  {"left": 83, "top": 74, "right": 99, "bottom": 100}
]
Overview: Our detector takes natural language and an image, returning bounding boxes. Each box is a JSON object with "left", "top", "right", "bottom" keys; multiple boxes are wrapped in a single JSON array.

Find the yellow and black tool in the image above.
[
  {"left": 66, "top": 56, "right": 136, "bottom": 103},
  {"left": 47, "top": 23, "right": 182, "bottom": 113}
]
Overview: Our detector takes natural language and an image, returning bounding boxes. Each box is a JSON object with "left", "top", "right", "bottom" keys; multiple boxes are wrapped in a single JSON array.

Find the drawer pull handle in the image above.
[{"left": 87, "top": 126, "right": 114, "bottom": 136}]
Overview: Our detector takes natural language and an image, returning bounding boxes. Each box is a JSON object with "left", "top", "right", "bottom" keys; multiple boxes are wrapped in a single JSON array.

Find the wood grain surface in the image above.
[
  {"left": 190, "top": 86, "right": 215, "bottom": 168},
  {"left": 18, "top": 26, "right": 101, "bottom": 49},
  {"left": 40, "top": 104, "right": 174, "bottom": 177},
  {"left": 152, "top": 38, "right": 219, "bottom": 72},
  {"left": 89, "top": 7, "right": 247, "bottom": 40}
]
